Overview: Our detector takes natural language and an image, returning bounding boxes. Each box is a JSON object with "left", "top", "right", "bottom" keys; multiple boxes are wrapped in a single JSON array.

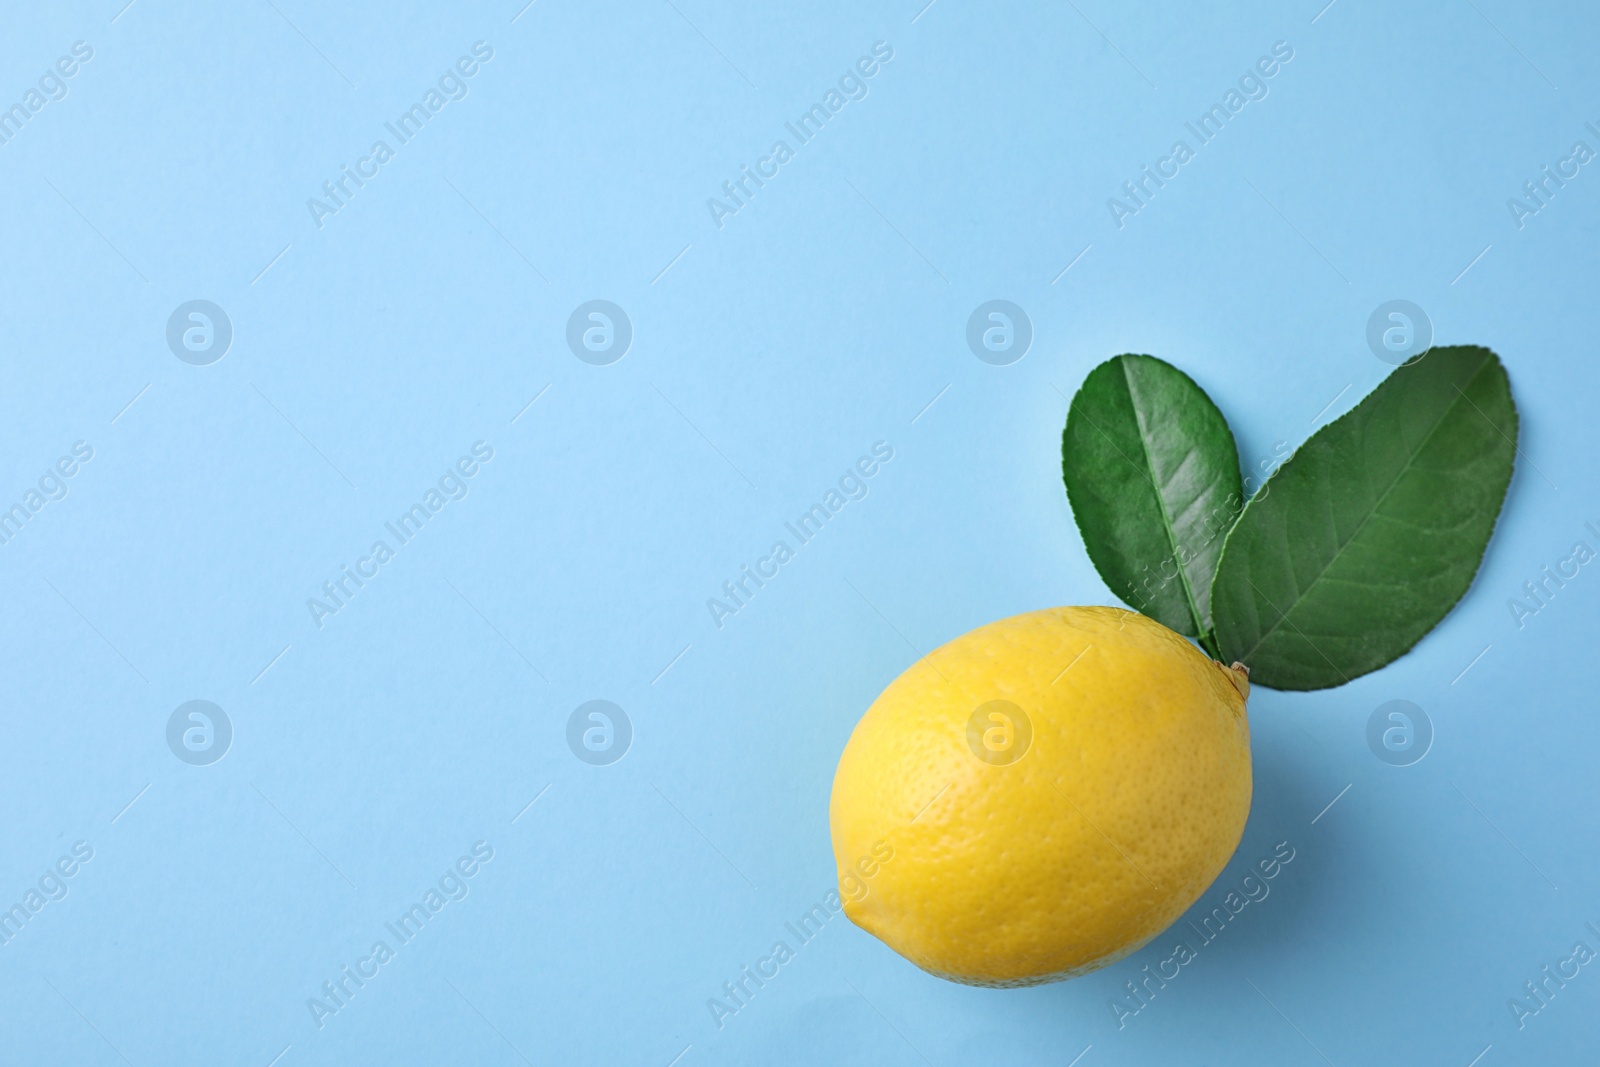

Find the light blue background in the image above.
[{"left": 0, "top": 1, "right": 1596, "bottom": 1063}]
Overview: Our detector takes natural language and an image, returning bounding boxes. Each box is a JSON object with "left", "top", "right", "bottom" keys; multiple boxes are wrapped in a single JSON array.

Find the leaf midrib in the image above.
[
  {"left": 1122, "top": 358, "right": 1207, "bottom": 638},
  {"left": 1233, "top": 356, "right": 1497, "bottom": 664}
]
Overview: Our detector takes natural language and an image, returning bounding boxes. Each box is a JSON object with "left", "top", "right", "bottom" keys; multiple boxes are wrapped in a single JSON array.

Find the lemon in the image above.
[{"left": 828, "top": 605, "right": 1251, "bottom": 986}]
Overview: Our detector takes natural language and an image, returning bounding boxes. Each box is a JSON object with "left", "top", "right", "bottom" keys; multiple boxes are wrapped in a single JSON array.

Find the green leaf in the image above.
[
  {"left": 1062, "top": 354, "right": 1244, "bottom": 649},
  {"left": 1210, "top": 345, "right": 1518, "bottom": 691}
]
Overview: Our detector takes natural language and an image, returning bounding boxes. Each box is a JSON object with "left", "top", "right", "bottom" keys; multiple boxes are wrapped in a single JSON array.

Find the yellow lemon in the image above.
[{"left": 828, "top": 606, "right": 1251, "bottom": 986}]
